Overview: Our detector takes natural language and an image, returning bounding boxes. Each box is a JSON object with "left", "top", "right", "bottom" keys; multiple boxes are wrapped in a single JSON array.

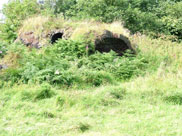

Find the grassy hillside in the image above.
[
  {"left": 1, "top": 18, "right": 182, "bottom": 135},
  {"left": 1, "top": 77, "right": 182, "bottom": 136},
  {"left": 1, "top": 0, "right": 182, "bottom": 135}
]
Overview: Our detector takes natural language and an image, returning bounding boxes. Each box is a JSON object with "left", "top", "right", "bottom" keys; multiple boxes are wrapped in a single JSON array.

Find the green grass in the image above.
[
  {"left": 1, "top": 1, "right": 182, "bottom": 135},
  {"left": 1, "top": 21, "right": 182, "bottom": 136},
  {"left": 1, "top": 68, "right": 182, "bottom": 136}
]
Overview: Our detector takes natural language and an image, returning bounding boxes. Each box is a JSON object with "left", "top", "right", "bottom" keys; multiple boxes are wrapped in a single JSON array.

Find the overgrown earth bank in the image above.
[
  {"left": 1, "top": 16, "right": 182, "bottom": 136},
  {"left": 1, "top": 0, "right": 182, "bottom": 135},
  {"left": 1, "top": 16, "right": 142, "bottom": 87}
]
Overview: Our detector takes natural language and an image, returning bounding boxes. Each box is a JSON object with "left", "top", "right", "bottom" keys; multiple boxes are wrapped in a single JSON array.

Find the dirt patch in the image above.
[{"left": 19, "top": 32, "right": 40, "bottom": 48}]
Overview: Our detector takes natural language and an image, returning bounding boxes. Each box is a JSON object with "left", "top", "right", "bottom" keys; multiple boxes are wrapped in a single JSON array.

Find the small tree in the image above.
[{"left": 1, "top": 0, "right": 41, "bottom": 43}]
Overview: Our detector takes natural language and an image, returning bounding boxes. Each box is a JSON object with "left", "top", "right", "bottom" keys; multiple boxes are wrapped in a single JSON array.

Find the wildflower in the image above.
[
  {"left": 55, "top": 70, "right": 60, "bottom": 75},
  {"left": 86, "top": 46, "right": 88, "bottom": 50}
]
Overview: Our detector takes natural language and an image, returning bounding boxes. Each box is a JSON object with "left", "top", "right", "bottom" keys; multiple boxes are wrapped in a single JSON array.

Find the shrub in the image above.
[
  {"left": 47, "top": 39, "right": 91, "bottom": 58},
  {"left": 160, "top": 2, "right": 182, "bottom": 39},
  {"left": 0, "top": 40, "right": 150, "bottom": 88},
  {"left": 56, "top": 95, "right": 77, "bottom": 108},
  {"left": 78, "top": 51, "right": 148, "bottom": 80},
  {"left": 0, "top": 23, "right": 17, "bottom": 43},
  {"left": 52, "top": 0, "right": 182, "bottom": 39},
  {"left": 1, "top": 0, "right": 41, "bottom": 43},
  {"left": 56, "top": 96, "right": 66, "bottom": 107},
  {"left": 122, "top": 7, "right": 163, "bottom": 34}
]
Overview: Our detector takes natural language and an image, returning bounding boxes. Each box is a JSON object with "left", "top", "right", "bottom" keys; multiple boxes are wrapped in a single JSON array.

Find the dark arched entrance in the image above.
[
  {"left": 95, "top": 37, "right": 130, "bottom": 56},
  {"left": 51, "top": 33, "right": 63, "bottom": 44}
]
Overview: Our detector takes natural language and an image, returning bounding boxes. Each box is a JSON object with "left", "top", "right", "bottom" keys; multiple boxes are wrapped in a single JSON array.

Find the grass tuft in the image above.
[
  {"left": 109, "top": 87, "right": 127, "bottom": 100},
  {"left": 41, "top": 111, "right": 55, "bottom": 118},
  {"left": 78, "top": 122, "right": 90, "bottom": 133},
  {"left": 164, "top": 94, "right": 182, "bottom": 105},
  {"left": 34, "top": 83, "right": 55, "bottom": 101}
]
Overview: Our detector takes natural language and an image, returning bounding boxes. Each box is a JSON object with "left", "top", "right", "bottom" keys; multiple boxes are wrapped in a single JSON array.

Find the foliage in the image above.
[
  {"left": 160, "top": 2, "right": 182, "bottom": 39},
  {"left": 65, "top": 0, "right": 122, "bottom": 23},
  {"left": 46, "top": 0, "right": 182, "bottom": 39},
  {"left": 2, "top": 0, "right": 40, "bottom": 24},
  {"left": 1, "top": 1, "right": 182, "bottom": 135},
  {"left": 122, "top": 7, "right": 163, "bottom": 34},
  {"left": 0, "top": 0, "right": 180, "bottom": 88},
  {"left": 0, "top": 0, "right": 41, "bottom": 43},
  {"left": 47, "top": 40, "right": 92, "bottom": 58},
  {"left": 0, "top": 23, "right": 17, "bottom": 43},
  {"left": 0, "top": 39, "right": 149, "bottom": 87},
  {"left": 78, "top": 51, "right": 148, "bottom": 80},
  {"left": 1, "top": 0, "right": 182, "bottom": 41}
]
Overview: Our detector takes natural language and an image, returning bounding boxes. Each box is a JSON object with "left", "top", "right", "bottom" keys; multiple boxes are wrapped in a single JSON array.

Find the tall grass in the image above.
[{"left": 1, "top": 31, "right": 182, "bottom": 136}]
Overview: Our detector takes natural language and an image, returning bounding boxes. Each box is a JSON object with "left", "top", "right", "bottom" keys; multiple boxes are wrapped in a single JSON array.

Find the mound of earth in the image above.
[{"left": 16, "top": 16, "right": 135, "bottom": 55}]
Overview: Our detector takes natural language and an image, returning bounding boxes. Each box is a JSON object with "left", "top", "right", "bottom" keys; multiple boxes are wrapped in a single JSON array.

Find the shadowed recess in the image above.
[
  {"left": 51, "top": 33, "right": 63, "bottom": 44},
  {"left": 95, "top": 37, "right": 130, "bottom": 56}
]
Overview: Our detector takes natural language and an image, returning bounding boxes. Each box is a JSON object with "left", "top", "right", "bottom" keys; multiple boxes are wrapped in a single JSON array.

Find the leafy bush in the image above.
[
  {"left": 0, "top": 23, "right": 17, "bottom": 43},
  {"left": 78, "top": 51, "right": 148, "bottom": 80},
  {"left": 65, "top": 0, "right": 122, "bottom": 23},
  {"left": 47, "top": 0, "right": 182, "bottom": 39},
  {"left": 0, "top": 0, "right": 41, "bottom": 43},
  {"left": 47, "top": 40, "right": 92, "bottom": 58},
  {"left": 0, "top": 39, "right": 150, "bottom": 88},
  {"left": 160, "top": 2, "right": 182, "bottom": 38},
  {"left": 2, "top": 0, "right": 40, "bottom": 25},
  {"left": 0, "top": 68, "right": 22, "bottom": 84},
  {"left": 78, "top": 122, "right": 90, "bottom": 132},
  {"left": 122, "top": 7, "right": 163, "bottom": 34}
]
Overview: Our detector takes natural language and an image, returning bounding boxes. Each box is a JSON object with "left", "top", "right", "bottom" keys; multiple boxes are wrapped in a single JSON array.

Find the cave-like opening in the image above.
[
  {"left": 95, "top": 37, "right": 130, "bottom": 56},
  {"left": 51, "top": 33, "right": 63, "bottom": 44}
]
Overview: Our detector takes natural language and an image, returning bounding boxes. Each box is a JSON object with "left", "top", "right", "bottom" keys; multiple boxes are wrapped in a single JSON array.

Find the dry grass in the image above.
[
  {"left": 18, "top": 16, "right": 132, "bottom": 46},
  {"left": 19, "top": 16, "right": 50, "bottom": 37}
]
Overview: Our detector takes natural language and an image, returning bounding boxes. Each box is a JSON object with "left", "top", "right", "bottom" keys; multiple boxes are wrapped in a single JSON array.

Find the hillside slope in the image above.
[{"left": 1, "top": 16, "right": 182, "bottom": 136}]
